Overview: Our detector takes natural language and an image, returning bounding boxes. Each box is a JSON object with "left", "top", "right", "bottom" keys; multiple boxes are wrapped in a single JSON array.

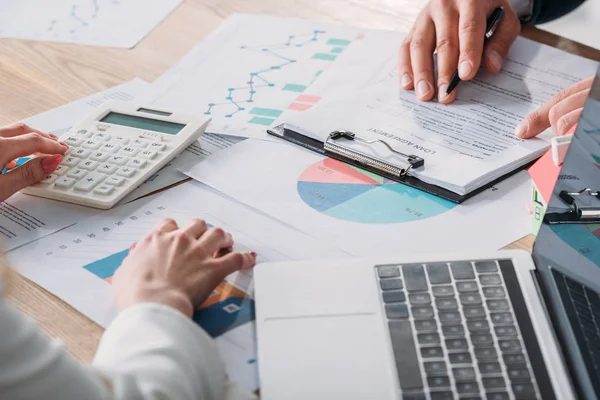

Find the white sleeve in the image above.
[
  {"left": 509, "top": 0, "right": 535, "bottom": 20},
  {"left": 0, "top": 294, "right": 256, "bottom": 400}
]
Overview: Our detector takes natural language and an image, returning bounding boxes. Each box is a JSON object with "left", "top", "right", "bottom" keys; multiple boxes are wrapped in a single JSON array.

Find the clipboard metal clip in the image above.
[
  {"left": 557, "top": 188, "right": 600, "bottom": 222},
  {"left": 325, "top": 130, "right": 425, "bottom": 178}
]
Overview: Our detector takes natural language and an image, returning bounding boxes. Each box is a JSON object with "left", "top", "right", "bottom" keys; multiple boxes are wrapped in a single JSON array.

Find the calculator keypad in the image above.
[{"left": 34, "top": 128, "right": 168, "bottom": 201}]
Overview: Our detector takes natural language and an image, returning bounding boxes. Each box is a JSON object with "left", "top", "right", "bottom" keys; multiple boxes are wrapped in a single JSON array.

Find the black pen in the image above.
[{"left": 445, "top": 6, "right": 505, "bottom": 96}]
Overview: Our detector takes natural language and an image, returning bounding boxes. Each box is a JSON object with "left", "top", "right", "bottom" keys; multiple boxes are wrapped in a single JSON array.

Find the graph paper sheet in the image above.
[{"left": 0, "top": 0, "right": 182, "bottom": 48}]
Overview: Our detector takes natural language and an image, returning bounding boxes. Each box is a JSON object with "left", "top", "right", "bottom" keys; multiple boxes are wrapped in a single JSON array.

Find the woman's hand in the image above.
[
  {"left": 0, "top": 123, "right": 68, "bottom": 201},
  {"left": 113, "top": 218, "right": 257, "bottom": 317},
  {"left": 399, "top": 0, "right": 520, "bottom": 103},
  {"left": 515, "top": 76, "right": 594, "bottom": 139}
]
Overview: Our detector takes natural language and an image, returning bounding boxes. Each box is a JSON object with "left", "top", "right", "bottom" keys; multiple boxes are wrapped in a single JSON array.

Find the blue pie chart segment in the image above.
[{"left": 297, "top": 158, "right": 456, "bottom": 224}]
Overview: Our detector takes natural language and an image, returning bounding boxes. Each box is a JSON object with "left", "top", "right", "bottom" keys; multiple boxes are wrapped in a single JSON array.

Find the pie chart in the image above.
[{"left": 297, "top": 158, "right": 456, "bottom": 224}]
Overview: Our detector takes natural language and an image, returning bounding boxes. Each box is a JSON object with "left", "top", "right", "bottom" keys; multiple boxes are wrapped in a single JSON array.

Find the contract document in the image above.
[{"left": 282, "top": 37, "right": 598, "bottom": 196}]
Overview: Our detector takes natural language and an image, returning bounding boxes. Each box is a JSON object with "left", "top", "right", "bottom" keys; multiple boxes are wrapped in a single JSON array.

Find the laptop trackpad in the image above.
[{"left": 260, "top": 313, "right": 396, "bottom": 400}]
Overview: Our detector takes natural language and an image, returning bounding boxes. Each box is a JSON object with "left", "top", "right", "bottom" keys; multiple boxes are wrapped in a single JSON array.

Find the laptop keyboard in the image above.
[
  {"left": 552, "top": 269, "right": 600, "bottom": 397},
  {"left": 377, "top": 260, "right": 541, "bottom": 400}
]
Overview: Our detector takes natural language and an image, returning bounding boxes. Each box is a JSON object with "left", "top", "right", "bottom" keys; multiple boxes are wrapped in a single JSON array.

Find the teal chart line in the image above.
[
  {"left": 204, "top": 30, "right": 325, "bottom": 119},
  {"left": 47, "top": 0, "right": 123, "bottom": 35}
]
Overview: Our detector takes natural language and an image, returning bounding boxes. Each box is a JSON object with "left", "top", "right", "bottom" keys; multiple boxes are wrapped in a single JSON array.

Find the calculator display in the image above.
[{"left": 100, "top": 112, "right": 186, "bottom": 135}]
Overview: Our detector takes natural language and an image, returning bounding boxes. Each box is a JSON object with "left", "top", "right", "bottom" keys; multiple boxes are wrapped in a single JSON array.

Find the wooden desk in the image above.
[{"left": 2, "top": 0, "right": 599, "bottom": 363}]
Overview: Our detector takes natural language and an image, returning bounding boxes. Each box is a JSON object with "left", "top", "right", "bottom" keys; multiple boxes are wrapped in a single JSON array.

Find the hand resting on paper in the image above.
[
  {"left": 515, "top": 76, "right": 594, "bottom": 139},
  {"left": 113, "top": 218, "right": 257, "bottom": 318},
  {"left": 399, "top": 0, "right": 521, "bottom": 103},
  {"left": 0, "top": 123, "right": 68, "bottom": 201}
]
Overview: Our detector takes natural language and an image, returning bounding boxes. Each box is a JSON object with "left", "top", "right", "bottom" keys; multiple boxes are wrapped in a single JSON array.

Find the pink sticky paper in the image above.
[
  {"left": 288, "top": 102, "right": 312, "bottom": 111},
  {"left": 528, "top": 150, "right": 561, "bottom": 203},
  {"left": 295, "top": 94, "right": 321, "bottom": 103}
]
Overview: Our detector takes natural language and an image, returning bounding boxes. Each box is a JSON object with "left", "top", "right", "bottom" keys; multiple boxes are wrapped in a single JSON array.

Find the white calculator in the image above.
[{"left": 22, "top": 100, "right": 211, "bottom": 209}]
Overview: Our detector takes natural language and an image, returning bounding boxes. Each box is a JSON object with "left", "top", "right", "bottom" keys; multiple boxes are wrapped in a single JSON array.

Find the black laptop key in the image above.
[
  {"left": 439, "top": 311, "right": 462, "bottom": 325},
  {"left": 435, "top": 298, "right": 458, "bottom": 310},
  {"left": 491, "top": 312, "right": 514, "bottom": 325},
  {"left": 377, "top": 265, "right": 400, "bottom": 278},
  {"left": 453, "top": 367, "right": 476, "bottom": 381},
  {"left": 383, "top": 290, "right": 406, "bottom": 303},
  {"left": 456, "top": 381, "right": 479, "bottom": 394},
  {"left": 442, "top": 325, "right": 465, "bottom": 337},
  {"left": 471, "top": 333, "right": 494, "bottom": 347},
  {"left": 414, "top": 319, "right": 437, "bottom": 332},
  {"left": 380, "top": 278, "right": 403, "bottom": 291},
  {"left": 475, "top": 260, "right": 498, "bottom": 273},
  {"left": 460, "top": 293, "right": 482, "bottom": 306},
  {"left": 487, "top": 299, "right": 510, "bottom": 311},
  {"left": 402, "top": 393, "right": 426, "bottom": 400},
  {"left": 512, "top": 382, "right": 536, "bottom": 398},
  {"left": 403, "top": 264, "right": 428, "bottom": 292},
  {"left": 586, "top": 288, "right": 600, "bottom": 308},
  {"left": 503, "top": 353, "right": 526, "bottom": 364},
  {"left": 409, "top": 293, "right": 431, "bottom": 305},
  {"left": 464, "top": 306, "right": 486, "bottom": 319},
  {"left": 467, "top": 320, "right": 490, "bottom": 332},
  {"left": 480, "top": 274, "right": 502, "bottom": 286},
  {"left": 388, "top": 320, "right": 423, "bottom": 390},
  {"left": 483, "top": 286, "right": 506, "bottom": 298},
  {"left": 429, "top": 392, "right": 453, "bottom": 400},
  {"left": 488, "top": 393, "right": 509, "bottom": 400},
  {"left": 565, "top": 276, "right": 585, "bottom": 295},
  {"left": 385, "top": 303, "right": 409, "bottom": 319},
  {"left": 482, "top": 376, "right": 506, "bottom": 389},
  {"left": 449, "top": 352, "right": 472, "bottom": 364},
  {"left": 428, "top": 376, "right": 450, "bottom": 388},
  {"left": 412, "top": 306, "right": 434, "bottom": 319},
  {"left": 495, "top": 325, "right": 518, "bottom": 337},
  {"left": 424, "top": 361, "right": 447, "bottom": 375},
  {"left": 450, "top": 262, "right": 475, "bottom": 280},
  {"left": 498, "top": 339, "right": 522, "bottom": 353},
  {"left": 507, "top": 366, "right": 531, "bottom": 382},
  {"left": 479, "top": 362, "right": 502, "bottom": 374},
  {"left": 426, "top": 263, "right": 451, "bottom": 284},
  {"left": 570, "top": 291, "right": 588, "bottom": 307},
  {"left": 446, "top": 338, "right": 468, "bottom": 351},
  {"left": 418, "top": 332, "right": 440, "bottom": 345},
  {"left": 421, "top": 346, "right": 444, "bottom": 358},
  {"left": 475, "top": 347, "right": 498, "bottom": 360},
  {"left": 433, "top": 285, "right": 455, "bottom": 297},
  {"left": 456, "top": 281, "right": 479, "bottom": 293}
]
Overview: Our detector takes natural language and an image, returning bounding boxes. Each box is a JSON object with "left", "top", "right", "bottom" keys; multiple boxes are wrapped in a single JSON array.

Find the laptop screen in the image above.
[{"left": 532, "top": 69, "right": 600, "bottom": 399}]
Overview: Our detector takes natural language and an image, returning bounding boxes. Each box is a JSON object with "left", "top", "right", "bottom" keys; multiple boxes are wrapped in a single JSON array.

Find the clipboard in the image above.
[
  {"left": 544, "top": 188, "right": 600, "bottom": 224},
  {"left": 267, "top": 123, "right": 531, "bottom": 204}
]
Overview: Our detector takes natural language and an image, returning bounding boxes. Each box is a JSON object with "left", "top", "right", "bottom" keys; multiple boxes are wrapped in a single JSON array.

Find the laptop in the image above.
[{"left": 254, "top": 71, "right": 600, "bottom": 399}]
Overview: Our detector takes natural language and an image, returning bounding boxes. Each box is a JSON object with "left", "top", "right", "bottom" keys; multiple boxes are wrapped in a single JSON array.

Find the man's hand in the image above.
[{"left": 399, "top": 0, "right": 521, "bottom": 103}]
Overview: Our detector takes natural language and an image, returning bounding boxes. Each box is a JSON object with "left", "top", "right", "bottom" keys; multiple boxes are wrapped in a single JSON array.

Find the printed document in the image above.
[
  {"left": 282, "top": 37, "right": 598, "bottom": 195},
  {"left": 8, "top": 181, "right": 347, "bottom": 391}
]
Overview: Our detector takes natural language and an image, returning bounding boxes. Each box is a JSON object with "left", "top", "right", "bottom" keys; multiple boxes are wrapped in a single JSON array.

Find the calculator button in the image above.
[
  {"left": 108, "top": 156, "right": 127, "bottom": 166},
  {"left": 127, "top": 158, "right": 146, "bottom": 168},
  {"left": 64, "top": 136, "right": 84, "bottom": 146},
  {"left": 62, "top": 156, "right": 80, "bottom": 167},
  {"left": 90, "top": 152, "right": 109, "bottom": 162},
  {"left": 93, "top": 184, "right": 114, "bottom": 195},
  {"left": 96, "top": 164, "right": 116, "bottom": 174},
  {"left": 82, "top": 140, "right": 102, "bottom": 150},
  {"left": 39, "top": 174, "right": 58, "bottom": 184},
  {"left": 105, "top": 176, "right": 125, "bottom": 186},
  {"left": 76, "top": 129, "right": 94, "bottom": 138},
  {"left": 79, "top": 160, "right": 99, "bottom": 171},
  {"left": 100, "top": 143, "right": 120, "bottom": 153},
  {"left": 97, "top": 124, "right": 109, "bottom": 131},
  {"left": 74, "top": 172, "right": 105, "bottom": 192},
  {"left": 118, "top": 147, "right": 140, "bottom": 157},
  {"left": 116, "top": 167, "right": 136, "bottom": 178},
  {"left": 94, "top": 132, "right": 111, "bottom": 141},
  {"left": 113, "top": 136, "right": 129, "bottom": 145},
  {"left": 132, "top": 139, "right": 149, "bottom": 148},
  {"left": 55, "top": 177, "right": 76, "bottom": 188},
  {"left": 67, "top": 169, "right": 87, "bottom": 179},
  {"left": 53, "top": 165, "right": 69, "bottom": 176},
  {"left": 140, "top": 150, "right": 158, "bottom": 159},
  {"left": 72, "top": 148, "right": 91, "bottom": 158},
  {"left": 149, "top": 142, "right": 166, "bottom": 151}
]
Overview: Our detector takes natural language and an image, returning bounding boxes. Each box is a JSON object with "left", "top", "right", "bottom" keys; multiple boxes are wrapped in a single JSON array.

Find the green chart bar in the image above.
[
  {"left": 249, "top": 107, "right": 283, "bottom": 118},
  {"left": 249, "top": 116, "right": 276, "bottom": 126},
  {"left": 331, "top": 47, "right": 345, "bottom": 54},
  {"left": 282, "top": 84, "right": 308, "bottom": 92},
  {"left": 326, "top": 38, "right": 351, "bottom": 46},
  {"left": 312, "top": 53, "right": 337, "bottom": 61}
]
